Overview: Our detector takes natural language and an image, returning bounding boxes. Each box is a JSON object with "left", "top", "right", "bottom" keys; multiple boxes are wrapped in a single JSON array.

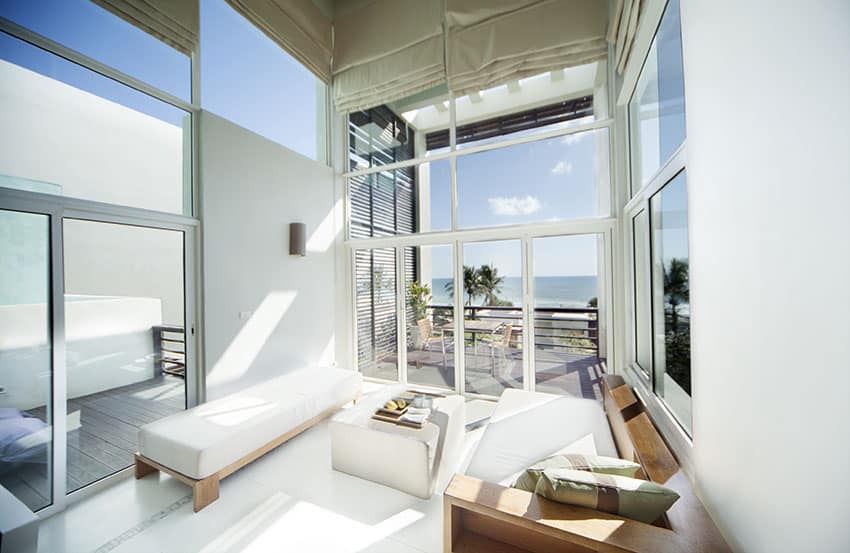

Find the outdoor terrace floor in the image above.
[{"left": 371, "top": 344, "right": 606, "bottom": 400}]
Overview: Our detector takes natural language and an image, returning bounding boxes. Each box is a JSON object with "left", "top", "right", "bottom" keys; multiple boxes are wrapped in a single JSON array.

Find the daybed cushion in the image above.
[
  {"left": 535, "top": 468, "right": 680, "bottom": 523},
  {"left": 513, "top": 454, "right": 642, "bottom": 492},
  {"left": 138, "top": 367, "right": 361, "bottom": 479},
  {"left": 464, "top": 389, "right": 618, "bottom": 486}
]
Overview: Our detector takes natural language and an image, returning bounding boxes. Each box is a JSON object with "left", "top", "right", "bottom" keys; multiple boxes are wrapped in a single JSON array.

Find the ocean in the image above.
[{"left": 429, "top": 275, "right": 598, "bottom": 308}]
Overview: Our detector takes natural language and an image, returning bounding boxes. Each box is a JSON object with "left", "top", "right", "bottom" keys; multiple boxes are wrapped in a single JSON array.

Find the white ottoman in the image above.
[{"left": 329, "top": 387, "right": 465, "bottom": 498}]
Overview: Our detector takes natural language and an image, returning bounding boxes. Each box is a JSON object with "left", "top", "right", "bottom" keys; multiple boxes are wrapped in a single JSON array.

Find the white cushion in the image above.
[
  {"left": 329, "top": 390, "right": 465, "bottom": 498},
  {"left": 138, "top": 367, "right": 361, "bottom": 479},
  {"left": 465, "top": 389, "right": 618, "bottom": 486}
]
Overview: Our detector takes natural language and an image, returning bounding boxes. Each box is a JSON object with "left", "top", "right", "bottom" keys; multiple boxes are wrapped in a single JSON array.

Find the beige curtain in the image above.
[
  {"left": 607, "top": 0, "right": 644, "bottom": 74},
  {"left": 91, "top": 0, "right": 199, "bottom": 55},
  {"left": 226, "top": 0, "right": 333, "bottom": 83},
  {"left": 333, "top": 0, "right": 445, "bottom": 113},
  {"left": 446, "top": 0, "right": 608, "bottom": 97}
]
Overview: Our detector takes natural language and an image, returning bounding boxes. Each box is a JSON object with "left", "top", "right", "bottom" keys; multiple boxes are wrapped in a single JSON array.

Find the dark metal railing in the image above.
[
  {"left": 152, "top": 325, "right": 185, "bottom": 378},
  {"left": 426, "top": 304, "right": 599, "bottom": 357}
]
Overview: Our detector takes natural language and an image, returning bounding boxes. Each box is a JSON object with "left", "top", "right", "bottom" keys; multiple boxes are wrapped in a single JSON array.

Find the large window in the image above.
[
  {"left": 0, "top": 32, "right": 191, "bottom": 215},
  {"left": 0, "top": 8, "right": 196, "bottom": 514},
  {"left": 626, "top": 0, "right": 691, "bottom": 436},
  {"left": 1, "top": 0, "right": 191, "bottom": 100},
  {"left": 650, "top": 172, "right": 690, "bottom": 431},
  {"left": 348, "top": 63, "right": 612, "bottom": 398},
  {"left": 201, "top": 0, "right": 328, "bottom": 162},
  {"left": 628, "top": 0, "right": 686, "bottom": 193}
]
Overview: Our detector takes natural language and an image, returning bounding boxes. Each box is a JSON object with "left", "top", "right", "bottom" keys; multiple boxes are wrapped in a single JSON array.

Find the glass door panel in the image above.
[
  {"left": 355, "top": 248, "right": 398, "bottom": 381},
  {"left": 63, "top": 219, "right": 186, "bottom": 493},
  {"left": 0, "top": 209, "right": 53, "bottom": 511},
  {"left": 405, "top": 245, "right": 455, "bottom": 389},
  {"left": 532, "top": 235, "right": 603, "bottom": 396},
  {"left": 462, "top": 240, "right": 523, "bottom": 396}
]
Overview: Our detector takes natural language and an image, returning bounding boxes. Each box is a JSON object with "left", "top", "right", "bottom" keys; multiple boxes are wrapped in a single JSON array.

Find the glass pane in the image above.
[
  {"left": 348, "top": 159, "right": 450, "bottom": 239},
  {"left": 0, "top": 0, "right": 191, "bottom": 101},
  {"left": 405, "top": 245, "right": 455, "bottom": 389},
  {"left": 201, "top": 0, "right": 328, "bottom": 162},
  {"left": 0, "top": 32, "right": 192, "bottom": 215},
  {"left": 633, "top": 210, "right": 651, "bottom": 374},
  {"left": 650, "top": 171, "right": 691, "bottom": 434},
  {"left": 0, "top": 209, "right": 52, "bottom": 511},
  {"left": 533, "top": 235, "right": 603, "bottom": 397},
  {"left": 457, "top": 128, "right": 610, "bottom": 228},
  {"left": 63, "top": 219, "right": 186, "bottom": 493},
  {"left": 629, "top": 0, "right": 686, "bottom": 191},
  {"left": 349, "top": 85, "right": 449, "bottom": 170},
  {"left": 452, "top": 62, "right": 606, "bottom": 150},
  {"left": 419, "top": 159, "right": 452, "bottom": 233},
  {"left": 355, "top": 248, "right": 398, "bottom": 381},
  {"left": 462, "top": 240, "right": 523, "bottom": 396}
]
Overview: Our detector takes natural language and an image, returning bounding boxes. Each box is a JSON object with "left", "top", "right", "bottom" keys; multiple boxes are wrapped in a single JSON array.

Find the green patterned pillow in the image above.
[
  {"left": 535, "top": 468, "right": 680, "bottom": 523},
  {"left": 513, "top": 454, "right": 643, "bottom": 492}
]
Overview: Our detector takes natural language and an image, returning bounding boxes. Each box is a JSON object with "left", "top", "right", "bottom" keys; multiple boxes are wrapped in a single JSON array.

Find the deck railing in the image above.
[
  {"left": 152, "top": 325, "right": 186, "bottom": 378},
  {"left": 427, "top": 304, "right": 599, "bottom": 358}
]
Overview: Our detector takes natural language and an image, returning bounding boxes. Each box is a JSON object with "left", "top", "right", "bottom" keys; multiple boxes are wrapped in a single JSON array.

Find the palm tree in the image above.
[
  {"left": 477, "top": 264, "right": 505, "bottom": 306},
  {"left": 664, "top": 258, "right": 689, "bottom": 331},
  {"left": 444, "top": 265, "right": 482, "bottom": 306}
]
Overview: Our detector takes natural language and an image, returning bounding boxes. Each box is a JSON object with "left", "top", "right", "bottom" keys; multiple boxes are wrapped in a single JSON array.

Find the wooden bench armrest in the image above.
[{"left": 445, "top": 474, "right": 691, "bottom": 553}]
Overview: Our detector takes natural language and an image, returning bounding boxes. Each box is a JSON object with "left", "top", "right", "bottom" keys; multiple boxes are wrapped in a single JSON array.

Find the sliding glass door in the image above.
[
  {"left": 63, "top": 219, "right": 187, "bottom": 493},
  {"left": 0, "top": 208, "right": 53, "bottom": 511}
]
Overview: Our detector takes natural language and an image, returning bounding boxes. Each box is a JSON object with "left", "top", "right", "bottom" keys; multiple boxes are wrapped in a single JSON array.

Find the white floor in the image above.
[{"left": 37, "top": 400, "right": 493, "bottom": 553}]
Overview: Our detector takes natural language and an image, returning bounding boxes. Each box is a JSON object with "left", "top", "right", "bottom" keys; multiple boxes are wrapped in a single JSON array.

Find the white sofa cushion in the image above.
[
  {"left": 139, "top": 366, "right": 361, "bottom": 479},
  {"left": 464, "top": 389, "right": 618, "bottom": 486}
]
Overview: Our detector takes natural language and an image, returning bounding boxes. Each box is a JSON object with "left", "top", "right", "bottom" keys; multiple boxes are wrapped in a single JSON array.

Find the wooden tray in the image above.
[{"left": 371, "top": 412, "right": 425, "bottom": 429}]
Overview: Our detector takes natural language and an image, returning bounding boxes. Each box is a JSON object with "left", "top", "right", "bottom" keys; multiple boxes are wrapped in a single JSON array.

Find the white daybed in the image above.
[{"left": 135, "top": 366, "right": 361, "bottom": 512}]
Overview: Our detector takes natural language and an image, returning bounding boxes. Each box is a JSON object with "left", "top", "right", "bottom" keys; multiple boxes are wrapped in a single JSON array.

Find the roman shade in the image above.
[
  {"left": 333, "top": 0, "right": 445, "bottom": 113},
  {"left": 91, "top": 0, "right": 199, "bottom": 55},
  {"left": 608, "top": 0, "right": 644, "bottom": 74},
  {"left": 446, "top": 0, "right": 609, "bottom": 97},
  {"left": 225, "top": 0, "right": 333, "bottom": 83}
]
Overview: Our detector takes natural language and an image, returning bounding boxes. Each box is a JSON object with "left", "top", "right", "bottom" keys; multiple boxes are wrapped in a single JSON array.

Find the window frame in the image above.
[
  {"left": 343, "top": 62, "right": 617, "bottom": 397},
  {"left": 0, "top": 12, "right": 202, "bottom": 517},
  {"left": 619, "top": 0, "right": 694, "bottom": 464}
]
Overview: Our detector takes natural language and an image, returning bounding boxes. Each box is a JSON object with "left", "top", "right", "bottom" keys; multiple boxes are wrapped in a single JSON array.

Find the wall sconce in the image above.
[{"left": 289, "top": 222, "right": 306, "bottom": 256}]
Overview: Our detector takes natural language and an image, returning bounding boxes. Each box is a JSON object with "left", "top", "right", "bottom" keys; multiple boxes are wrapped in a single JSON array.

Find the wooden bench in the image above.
[{"left": 443, "top": 375, "right": 731, "bottom": 552}]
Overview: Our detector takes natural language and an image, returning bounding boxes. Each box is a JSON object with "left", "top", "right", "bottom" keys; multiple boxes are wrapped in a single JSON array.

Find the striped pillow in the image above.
[
  {"left": 513, "top": 454, "right": 642, "bottom": 492},
  {"left": 535, "top": 468, "right": 680, "bottom": 523}
]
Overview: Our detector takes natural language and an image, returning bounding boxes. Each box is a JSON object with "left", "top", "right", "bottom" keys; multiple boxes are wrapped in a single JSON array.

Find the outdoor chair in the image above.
[{"left": 417, "top": 318, "right": 448, "bottom": 369}]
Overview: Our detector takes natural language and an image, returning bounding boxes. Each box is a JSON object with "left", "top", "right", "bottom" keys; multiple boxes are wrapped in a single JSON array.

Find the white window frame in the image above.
[
  {"left": 0, "top": 14, "right": 203, "bottom": 517},
  {"left": 617, "top": 0, "right": 695, "bottom": 471},
  {"left": 344, "top": 76, "right": 618, "bottom": 399}
]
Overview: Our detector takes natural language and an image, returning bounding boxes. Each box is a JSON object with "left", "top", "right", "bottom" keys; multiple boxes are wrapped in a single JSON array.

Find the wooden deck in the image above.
[
  {"left": 0, "top": 375, "right": 184, "bottom": 512},
  {"left": 375, "top": 345, "right": 606, "bottom": 400}
]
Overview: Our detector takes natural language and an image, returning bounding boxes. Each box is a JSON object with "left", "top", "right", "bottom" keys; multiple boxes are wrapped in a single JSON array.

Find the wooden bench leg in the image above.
[
  {"left": 135, "top": 454, "right": 158, "bottom": 479},
  {"left": 193, "top": 474, "right": 220, "bottom": 512}
]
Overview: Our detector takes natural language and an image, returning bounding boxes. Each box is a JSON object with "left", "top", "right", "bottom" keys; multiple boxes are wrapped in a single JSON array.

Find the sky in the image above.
[{"left": 0, "top": 0, "right": 321, "bottom": 159}]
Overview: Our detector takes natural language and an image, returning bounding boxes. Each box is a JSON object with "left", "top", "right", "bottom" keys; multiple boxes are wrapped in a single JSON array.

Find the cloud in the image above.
[
  {"left": 550, "top": 160, "right": 573, "bottom": 175},
  {"left": 488, "top": 195, "right": 542, "bottom": 216}
]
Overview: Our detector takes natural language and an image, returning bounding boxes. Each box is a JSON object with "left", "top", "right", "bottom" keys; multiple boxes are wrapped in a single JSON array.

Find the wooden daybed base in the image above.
[
  {"left": 444, "top": 375, "right": 731, "bottom": 553},
  {"left": 134, "top": 402, "right": 347, "bottom": 512}
]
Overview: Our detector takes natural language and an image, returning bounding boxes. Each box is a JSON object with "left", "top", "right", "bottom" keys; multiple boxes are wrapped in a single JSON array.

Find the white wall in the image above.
[
  {"left": 200, "top": 112, "right": 344, "bottom": 400},
  {"left": 680, "top": 1, "right": 850, "bottom": 551}
]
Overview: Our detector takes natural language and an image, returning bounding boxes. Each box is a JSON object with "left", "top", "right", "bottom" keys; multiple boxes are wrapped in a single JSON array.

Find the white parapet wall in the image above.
[{"left": 0, "top": 295, "right": 162, "bottom": 411}]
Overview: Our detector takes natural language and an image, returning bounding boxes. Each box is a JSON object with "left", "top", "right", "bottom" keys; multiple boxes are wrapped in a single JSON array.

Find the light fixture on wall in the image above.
[{"left": 289, "top": 222, "right": 306, "bottom": 256}]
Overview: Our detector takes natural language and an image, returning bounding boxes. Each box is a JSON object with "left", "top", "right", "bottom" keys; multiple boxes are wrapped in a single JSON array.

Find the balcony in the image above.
[{"left": 370, "top": 305, "right": 605, "bottom": 400}]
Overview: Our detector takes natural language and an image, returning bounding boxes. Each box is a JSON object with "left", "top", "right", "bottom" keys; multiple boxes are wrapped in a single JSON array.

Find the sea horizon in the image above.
[{"left": 428, "top": 275, "right": 598, "bottom": 308}]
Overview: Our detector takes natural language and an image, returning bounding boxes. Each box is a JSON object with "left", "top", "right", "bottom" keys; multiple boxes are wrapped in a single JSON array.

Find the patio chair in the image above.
[
  {"left": 482, "top": 324, "right": 513, "bottom": 377},
  {"left": 417, "top": 318, "right": 448, "bottom": 368}
]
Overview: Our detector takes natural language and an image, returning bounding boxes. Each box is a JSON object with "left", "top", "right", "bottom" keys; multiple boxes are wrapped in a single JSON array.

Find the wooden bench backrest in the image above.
[{"left": 601, "top": 374, "right": 731, "bottom": 552}]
